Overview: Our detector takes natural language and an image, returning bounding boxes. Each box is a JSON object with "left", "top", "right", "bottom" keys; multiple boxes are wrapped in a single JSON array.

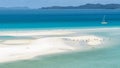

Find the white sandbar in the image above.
[{"left": 1, "top": 28, "right": 118, "bottom": 63}]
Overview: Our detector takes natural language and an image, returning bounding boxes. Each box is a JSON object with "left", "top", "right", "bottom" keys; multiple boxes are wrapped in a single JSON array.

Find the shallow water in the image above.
[
  {"left": 0, "top": 28, "right": 119, "bottom": 68},
  {"left": 0, "top": 9, "right": 120, "bottom": 68},
  {"left": 0, "top": 44, "right": 120, "bottom": 68}
]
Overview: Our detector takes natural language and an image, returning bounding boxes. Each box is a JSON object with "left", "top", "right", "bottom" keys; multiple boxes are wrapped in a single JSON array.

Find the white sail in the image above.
[{"left": 101, "top": 15, "right": 108, "bottom": 24}]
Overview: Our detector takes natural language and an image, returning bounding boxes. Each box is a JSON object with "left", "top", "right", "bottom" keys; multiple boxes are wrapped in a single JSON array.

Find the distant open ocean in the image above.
[
  {"left": 0, "top": 9, "right": 120, "bottom": 30},
  {"left": 0, "top": 9, "right": 120, "bottom": 68}
]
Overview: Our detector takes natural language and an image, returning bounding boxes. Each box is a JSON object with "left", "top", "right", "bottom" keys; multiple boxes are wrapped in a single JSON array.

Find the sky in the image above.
[{"left": 0, "top": 0, "right": 119, "bottom": 8}]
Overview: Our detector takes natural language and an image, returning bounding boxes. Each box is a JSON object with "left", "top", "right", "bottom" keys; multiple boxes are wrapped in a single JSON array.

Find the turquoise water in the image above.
[
  {"left": 0, "top": 9, "right": 120, "bottom": 68},
  {"left": 0, "top": 9, "right": 120, "bottom": 30},
  {"left": 0, "top": 30, "right": 119, "bottom": 68},
  {"left": 0, "top": 41, "right": 120, "bottom": 68}
]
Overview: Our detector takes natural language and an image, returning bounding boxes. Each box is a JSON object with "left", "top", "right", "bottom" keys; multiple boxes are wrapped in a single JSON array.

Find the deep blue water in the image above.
[{"left": 0, "top": 9, "right": 120, "bottom": 29}]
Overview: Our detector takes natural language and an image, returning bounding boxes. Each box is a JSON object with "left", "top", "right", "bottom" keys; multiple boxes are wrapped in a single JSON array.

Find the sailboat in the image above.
[{"left": 101, "top": 15, "right": 108, "bottom": 25}]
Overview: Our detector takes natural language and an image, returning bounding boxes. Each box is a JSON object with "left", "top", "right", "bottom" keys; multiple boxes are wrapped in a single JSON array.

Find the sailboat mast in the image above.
[{"left": 101, "top": 15, "right": 108, "bottom": 25}]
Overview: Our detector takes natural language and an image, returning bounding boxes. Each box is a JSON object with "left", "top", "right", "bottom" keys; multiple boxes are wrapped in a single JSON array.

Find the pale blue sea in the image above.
[{"left": 0, "top": 9, "right": 120, "bottom": 68}]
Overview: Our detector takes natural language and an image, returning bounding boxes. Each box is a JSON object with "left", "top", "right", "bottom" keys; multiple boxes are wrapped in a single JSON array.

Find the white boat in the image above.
[{"left": 101, "top": 15, "right": 108, "bottom": 24}]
